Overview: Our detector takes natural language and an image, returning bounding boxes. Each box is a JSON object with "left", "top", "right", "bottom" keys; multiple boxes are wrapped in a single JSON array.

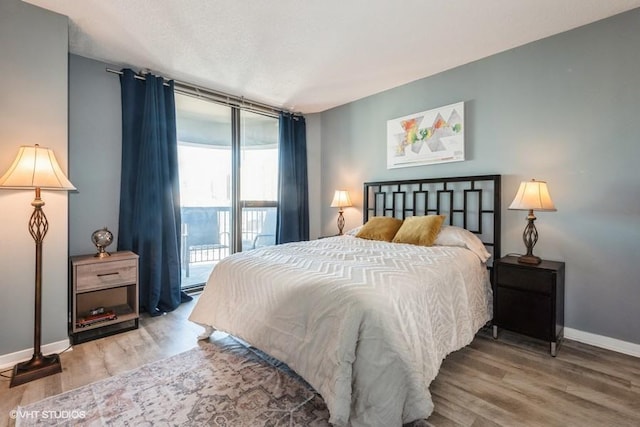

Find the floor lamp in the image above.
[{"left": 0, "top": 144, "right": 75, "bottom": 387}]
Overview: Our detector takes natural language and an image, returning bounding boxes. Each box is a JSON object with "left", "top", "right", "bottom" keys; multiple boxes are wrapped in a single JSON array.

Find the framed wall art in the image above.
[{"left": 387, "top": 101, "right": 464, "bottom": 169}]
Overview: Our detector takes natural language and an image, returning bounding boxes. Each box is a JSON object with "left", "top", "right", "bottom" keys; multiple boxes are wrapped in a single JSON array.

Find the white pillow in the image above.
[
  {"left": 434, "top": 225, "right": 492, "bottom": 262},
  {"left": 344, "top": 225, "right": 363, "bottom": 236}
]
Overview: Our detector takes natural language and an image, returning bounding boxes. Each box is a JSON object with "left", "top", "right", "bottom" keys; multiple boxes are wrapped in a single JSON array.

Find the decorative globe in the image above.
[{"left": 91, "top": 227, "right": 114, "bottom": 258}]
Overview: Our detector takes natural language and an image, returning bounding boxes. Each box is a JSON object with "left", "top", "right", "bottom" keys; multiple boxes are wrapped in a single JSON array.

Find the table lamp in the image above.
[
  {"left": 330, "top": 190, "right": 352, "bottom": 235},
  {"left": 508, "top": 179, "right": 556, "bottom": 265}
]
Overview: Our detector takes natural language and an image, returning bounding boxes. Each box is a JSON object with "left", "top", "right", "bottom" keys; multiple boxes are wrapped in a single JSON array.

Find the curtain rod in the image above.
[{"left": 106, "top": 68, "right": 299, "bottom": 118}]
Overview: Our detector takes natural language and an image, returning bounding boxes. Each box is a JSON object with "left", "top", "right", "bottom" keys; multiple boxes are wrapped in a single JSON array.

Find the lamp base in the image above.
[
  {"left": 517, "top": 254, "right": 542, "bottom": 265},
  {"left": 10, "top": 353, "right": 62, "bottom": 388},
  {"left": 336, "top": 210, "right": 345, "bottom": 235}
]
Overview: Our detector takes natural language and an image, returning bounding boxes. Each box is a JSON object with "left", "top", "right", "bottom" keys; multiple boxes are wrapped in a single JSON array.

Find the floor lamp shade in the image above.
[
  {"left": 330, "top": 190, "right": 352, "bottom": 235},
  {"left": 0, "top": 145, "right": 75, "bottom": 189},
  {"left": 0, "top": 144, "right": 75, "bottom": 387},
  {"left": 508, "top": 179, "right": 556, "bottom": 265}
]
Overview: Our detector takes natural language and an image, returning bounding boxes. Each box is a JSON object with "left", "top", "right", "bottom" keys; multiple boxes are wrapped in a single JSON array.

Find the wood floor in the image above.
[{"left": 1, "top": 296, "right": 639, "bottom": 427}]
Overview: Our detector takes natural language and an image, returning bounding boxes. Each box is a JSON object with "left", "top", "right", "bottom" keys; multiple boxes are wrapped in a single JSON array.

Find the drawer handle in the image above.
[{"left": 97, "top": 272, "right": 119, "bottom": 277}]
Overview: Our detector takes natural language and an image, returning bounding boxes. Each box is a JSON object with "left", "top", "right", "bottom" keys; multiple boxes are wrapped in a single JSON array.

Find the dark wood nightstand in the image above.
[{"left": 493, "top": 256, "right": 565, "bottom": 356}]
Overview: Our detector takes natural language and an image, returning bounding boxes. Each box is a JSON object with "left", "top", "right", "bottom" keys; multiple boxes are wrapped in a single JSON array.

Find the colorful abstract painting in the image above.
[{"left": 387, "top": 102, "right": 464, "bottom": 169}]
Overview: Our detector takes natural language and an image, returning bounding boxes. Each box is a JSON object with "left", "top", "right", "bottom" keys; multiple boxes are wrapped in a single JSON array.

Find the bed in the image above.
[{"left": 189, "top": 174, "right": 501, "bottom": 426}]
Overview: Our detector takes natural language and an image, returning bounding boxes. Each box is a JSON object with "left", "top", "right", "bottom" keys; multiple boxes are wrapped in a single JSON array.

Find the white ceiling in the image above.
[{"left": 23, "top": 0, "right": 640, "bottom": 113}]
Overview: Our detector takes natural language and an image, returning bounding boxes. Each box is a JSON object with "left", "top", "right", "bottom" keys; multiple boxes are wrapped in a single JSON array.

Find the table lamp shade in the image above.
[
  {"left": 508, "top": 180, "right": 555, "bottom": 212},
  {"left": 0, "top": 145, "right": 75, "bottom": 190},
  {"left": 330, "top": 190, "right": 352, "bottom": 208}
]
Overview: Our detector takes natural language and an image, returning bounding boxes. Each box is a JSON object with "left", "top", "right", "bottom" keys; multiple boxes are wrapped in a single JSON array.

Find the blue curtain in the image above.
[
  {"left": 276, "top": 113, "right": 309, "bottom": 243},
  {"left": 117, "top": 69, "right": 191, "bottom": 316}
]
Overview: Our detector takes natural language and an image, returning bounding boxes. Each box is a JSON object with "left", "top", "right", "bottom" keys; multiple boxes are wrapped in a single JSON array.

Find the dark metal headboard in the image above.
[{"left": 363, "top": 174, "right": 501, "bottom": 263}]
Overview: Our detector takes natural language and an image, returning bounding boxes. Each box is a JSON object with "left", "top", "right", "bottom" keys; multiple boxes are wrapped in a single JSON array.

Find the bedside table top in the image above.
[
  {"left": 71, "top": 250, "right": 138, "bottom": 265},
  {"left": 498, "top": 255, "right": 564, "bottom": 272}
]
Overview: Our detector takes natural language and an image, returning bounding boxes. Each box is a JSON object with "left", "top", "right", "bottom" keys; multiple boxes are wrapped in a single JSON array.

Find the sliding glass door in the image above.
[{"left": 175, "top": 94, "right": 279, "bottom": 288}]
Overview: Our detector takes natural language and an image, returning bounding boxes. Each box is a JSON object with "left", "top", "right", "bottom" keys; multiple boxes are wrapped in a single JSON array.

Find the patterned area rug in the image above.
[{"left": 15, "top": 335, "right": 330, "bottom": 426}]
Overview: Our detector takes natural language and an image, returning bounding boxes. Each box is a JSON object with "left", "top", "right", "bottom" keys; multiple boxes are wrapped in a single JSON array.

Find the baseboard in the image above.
[
  {"left": 0, "top": 339, "right": 71, "bottom": 371},
  {"left": 564, "top": 327, "right": 640, "bottom": 358}
]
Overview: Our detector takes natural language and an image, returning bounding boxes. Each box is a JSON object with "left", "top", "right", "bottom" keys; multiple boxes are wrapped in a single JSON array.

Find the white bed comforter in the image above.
[{"left": 189, "top": 236, "right": 492, "bottom": 426}]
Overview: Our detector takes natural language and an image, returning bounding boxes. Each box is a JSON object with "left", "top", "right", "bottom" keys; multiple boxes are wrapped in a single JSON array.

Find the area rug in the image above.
[{"left": 15, "top": 335, "right": 330, "bottom": 426}]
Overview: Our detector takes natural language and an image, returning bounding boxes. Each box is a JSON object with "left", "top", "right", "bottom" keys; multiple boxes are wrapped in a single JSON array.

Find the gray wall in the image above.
[
  {"left": 0, "top": 0, "right": 69, "bottom": 355},
  {"left": 317, "top": 10, "right": 640, "bottom": 345},
  {"left": 68, "top": 55, "right": 122, "bottom": 256}
]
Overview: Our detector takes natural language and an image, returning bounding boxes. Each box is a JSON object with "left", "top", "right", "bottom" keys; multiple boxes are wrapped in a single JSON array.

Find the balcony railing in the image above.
[{"left": 180, "top": 206, "right": 276, "bottom": 280}]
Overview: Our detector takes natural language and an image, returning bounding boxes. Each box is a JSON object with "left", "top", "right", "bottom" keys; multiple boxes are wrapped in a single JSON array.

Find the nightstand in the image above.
[
  {"left": 493, "top": 256, "right": 565, "bottom": 356},
  {"left": 69, "top": 251, "right": 139, "bottom": 344}
]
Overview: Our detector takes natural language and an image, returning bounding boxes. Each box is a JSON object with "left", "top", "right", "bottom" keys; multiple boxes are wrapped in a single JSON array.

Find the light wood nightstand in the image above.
[{"left": 69, "top": 251, "right": 139, "bottom": 344}]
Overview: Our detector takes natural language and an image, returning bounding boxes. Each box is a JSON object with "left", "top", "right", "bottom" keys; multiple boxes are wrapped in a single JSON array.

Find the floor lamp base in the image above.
[{"left": 10, "top": 353, "right": 62, "bottom": 388}]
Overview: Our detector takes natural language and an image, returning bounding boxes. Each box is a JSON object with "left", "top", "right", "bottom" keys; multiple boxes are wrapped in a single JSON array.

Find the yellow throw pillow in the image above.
[
  {"left": 355, "top": 217, "right": 404, "bottom": 242},
  {"left": 392, "top": 215, "right": 446, "bottom": 246}
]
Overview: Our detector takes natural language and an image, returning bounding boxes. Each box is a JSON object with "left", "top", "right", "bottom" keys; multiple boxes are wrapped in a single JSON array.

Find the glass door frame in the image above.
[
  {"left": 230, "top": 108, "right": 280, "bottom": 254},
  {"left": 231, "top": 108, "right": 241, "bottom": 253}
]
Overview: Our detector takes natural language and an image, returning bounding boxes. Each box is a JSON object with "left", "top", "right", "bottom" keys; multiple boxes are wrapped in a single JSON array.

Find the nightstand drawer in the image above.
[
  {"left": 496, "top": 266, "right": 554, "bottom": 294},
  {"left": 495, "top": 287, "right": 552, "bottom": 340},
  {"left": 76, "top": 259, "right": 137, "bottom": 292}
]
